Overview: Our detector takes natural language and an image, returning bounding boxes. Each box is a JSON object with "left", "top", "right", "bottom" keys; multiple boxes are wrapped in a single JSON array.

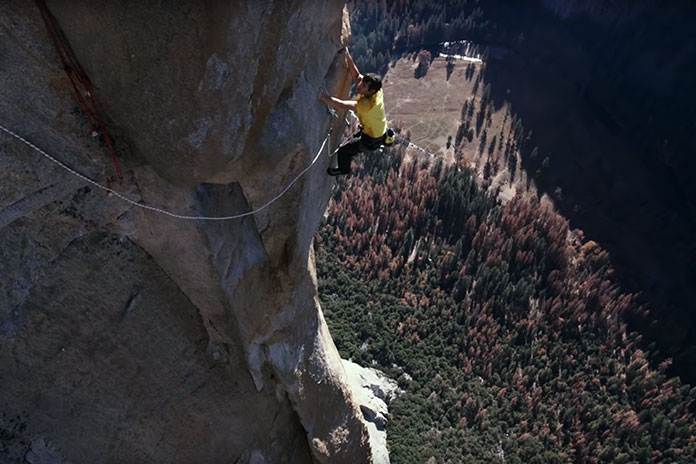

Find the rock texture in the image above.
[
  {"left": 342, "top": 360, "right": 402, "bottom": 464},
  {"left": 0, "top": 1, "right": 370, "bottom": 463}
]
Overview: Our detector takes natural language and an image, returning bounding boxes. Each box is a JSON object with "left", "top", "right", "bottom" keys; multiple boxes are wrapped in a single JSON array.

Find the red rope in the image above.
[{"left": 35, "top": 0, "right": 123, "bottom": 180}]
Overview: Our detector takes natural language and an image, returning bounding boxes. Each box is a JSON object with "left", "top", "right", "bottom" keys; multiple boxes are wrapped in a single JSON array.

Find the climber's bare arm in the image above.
[
  {"left": 317, "top": 92, "right": 357, "bottom": 112},
  {"left": 344, "top": 48, "right": 362, "bottom": 84}
]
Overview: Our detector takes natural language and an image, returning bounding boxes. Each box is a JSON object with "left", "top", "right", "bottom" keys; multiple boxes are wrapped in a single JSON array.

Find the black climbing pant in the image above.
[{"left": 336, "top": 129, "right": 385, "bottom": 174}]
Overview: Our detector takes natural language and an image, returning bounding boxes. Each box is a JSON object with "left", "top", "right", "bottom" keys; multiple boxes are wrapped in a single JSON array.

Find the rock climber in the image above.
[{"left": 318, "top": 48, "right": 387, "bottom": 176}]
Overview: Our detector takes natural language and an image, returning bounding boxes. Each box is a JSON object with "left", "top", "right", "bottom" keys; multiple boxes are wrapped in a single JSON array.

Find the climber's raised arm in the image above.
[{"left": 344, "top": 48, "right": 362, "bottom": 84}]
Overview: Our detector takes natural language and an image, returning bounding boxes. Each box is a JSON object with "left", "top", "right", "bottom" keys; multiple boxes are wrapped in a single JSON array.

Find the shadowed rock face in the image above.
[{"left": 0, "top": 2, "right": 369, "bottom": 463}]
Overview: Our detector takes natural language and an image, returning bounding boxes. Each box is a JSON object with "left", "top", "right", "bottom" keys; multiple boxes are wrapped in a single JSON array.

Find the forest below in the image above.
[
  {"left": 317, "top": 141, "right": 696, "bottom": 463},
  {"left": 346, "top": 0, "right": 696, "bottom": 383},
  {"left": 315, "top": 1, "right": 696, "bottom": 462}
]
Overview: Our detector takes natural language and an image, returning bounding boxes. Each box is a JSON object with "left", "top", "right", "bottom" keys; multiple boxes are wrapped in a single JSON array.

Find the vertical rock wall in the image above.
[{"left": 0, "top": 1, "right": 369, "bottom": 463}]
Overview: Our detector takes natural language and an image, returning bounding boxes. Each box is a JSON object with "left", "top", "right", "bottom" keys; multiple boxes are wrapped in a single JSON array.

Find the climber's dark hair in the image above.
[{"left": 362, "top": 73, "right": 382, "bottom": 92}]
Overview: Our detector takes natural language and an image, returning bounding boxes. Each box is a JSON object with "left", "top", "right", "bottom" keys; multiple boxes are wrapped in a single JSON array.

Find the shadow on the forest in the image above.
[{"left": 478, "top": 4, "right": 696, "bottom": 383}]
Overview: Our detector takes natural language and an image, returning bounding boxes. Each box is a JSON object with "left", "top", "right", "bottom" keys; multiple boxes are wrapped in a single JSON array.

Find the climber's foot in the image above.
[{"left": 327, "top": 167, "right": 349, "bottom": 176}]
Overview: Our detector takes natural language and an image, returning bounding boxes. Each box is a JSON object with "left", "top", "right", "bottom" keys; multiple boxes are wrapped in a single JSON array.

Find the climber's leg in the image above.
[{"left": 328, "top": 132, "right": 363, "bottom": 176}]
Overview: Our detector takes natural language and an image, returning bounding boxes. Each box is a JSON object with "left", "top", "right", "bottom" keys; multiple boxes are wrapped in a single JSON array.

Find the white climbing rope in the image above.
[
  {"left": 395, "top": 135, "right": 437, "bottom": 159},
  {"left": 344, "top": 110, "right": 438, "bottom": 159},
  {"left": 0, "top": 123, "right": 335, "bottom": 221}
]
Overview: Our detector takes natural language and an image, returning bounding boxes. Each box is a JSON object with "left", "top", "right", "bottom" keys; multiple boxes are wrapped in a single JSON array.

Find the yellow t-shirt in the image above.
[{"left": 356, "top": 89, "right": 387, "bottom": 138}]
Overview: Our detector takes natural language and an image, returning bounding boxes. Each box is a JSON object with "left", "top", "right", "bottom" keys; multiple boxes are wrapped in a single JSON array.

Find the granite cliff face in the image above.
[{"left": 0, "top": 1, "right": 369, "bottom": 463}]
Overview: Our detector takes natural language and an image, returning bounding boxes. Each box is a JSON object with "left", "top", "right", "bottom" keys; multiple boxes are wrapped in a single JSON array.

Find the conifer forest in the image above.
[
  {"left": 316, "top": 1, "right": 696, "bottom": 462},
  {"left": 317, "top": 142, "right": 695, "bottom": 463}
]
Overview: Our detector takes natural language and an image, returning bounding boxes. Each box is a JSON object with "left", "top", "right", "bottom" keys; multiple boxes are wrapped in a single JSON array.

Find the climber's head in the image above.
[{"left": 357, "top": 73, "right": 382, "bottom": 97}]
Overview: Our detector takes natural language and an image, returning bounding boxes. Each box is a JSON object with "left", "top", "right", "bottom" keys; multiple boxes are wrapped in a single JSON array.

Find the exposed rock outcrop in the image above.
[
  {"left": 342, "top": 360, "right": 402, "bottom": 464},
  {"left": 0, "top": 2, "right": 369, "bottom": 463}
]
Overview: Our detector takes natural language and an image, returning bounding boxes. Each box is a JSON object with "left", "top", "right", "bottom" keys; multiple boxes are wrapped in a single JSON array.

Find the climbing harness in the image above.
[
  {"left": 344, "top": 110, "right": 436, "bottom": 159},
  {"left": 36, "top": 0, "right": 123, "bottom": 182},
  {"left": 0, "top": 123, "right": 336, "bottom": 221}
]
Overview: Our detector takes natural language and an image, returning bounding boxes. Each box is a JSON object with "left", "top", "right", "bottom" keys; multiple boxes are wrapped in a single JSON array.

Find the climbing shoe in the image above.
[{"left": 327, "top": 167, "right": 348, "bottom": 176}]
